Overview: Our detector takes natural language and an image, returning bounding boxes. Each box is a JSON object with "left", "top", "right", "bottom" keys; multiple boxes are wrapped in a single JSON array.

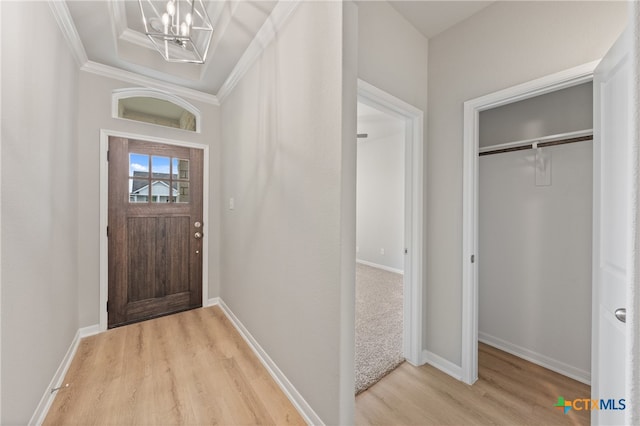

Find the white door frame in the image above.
[
  {"left": 357, "top": 79, "right": 424, "bottom": 365},
  {"left": 99, "top": 129, "right": 210, "bottom": 331},
  {"left": 460, "top": 62, "right": 598, "bottom": 384}
]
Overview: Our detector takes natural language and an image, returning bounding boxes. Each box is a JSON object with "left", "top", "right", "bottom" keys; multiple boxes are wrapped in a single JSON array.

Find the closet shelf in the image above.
[{"left": 479, "top": 129, "right": 593, "bottom": 157}]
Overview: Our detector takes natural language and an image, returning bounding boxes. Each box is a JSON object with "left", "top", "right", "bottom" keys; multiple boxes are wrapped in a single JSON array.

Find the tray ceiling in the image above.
[
  {"left": 66, "top": 0, "right": 277, "bottom": 95},
  {"left": 63, "top": 1, "right": 492, "bottom": 99}
]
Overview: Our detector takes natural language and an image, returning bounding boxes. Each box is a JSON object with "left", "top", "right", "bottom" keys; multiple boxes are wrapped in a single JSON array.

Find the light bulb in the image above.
[
  {"left": 185, "top": 13, "right": 192, "bottom": 26},
  {"left": 161, "top": 13, "right": 170, "bottom": 27},
  {"left": 180, "top": 22, "right": 189, "bottom": 36},
  {"left": 166, "top": 1, "right": 175, "bottom": 17}
]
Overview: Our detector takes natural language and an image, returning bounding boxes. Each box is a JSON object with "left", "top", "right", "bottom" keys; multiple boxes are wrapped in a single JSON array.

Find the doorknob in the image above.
[
  {"left": 615, "top": 308, "right": 626, "bottom": 323},
  {"left": 194, "top": 232, "right": 202, "bottom": 240}
]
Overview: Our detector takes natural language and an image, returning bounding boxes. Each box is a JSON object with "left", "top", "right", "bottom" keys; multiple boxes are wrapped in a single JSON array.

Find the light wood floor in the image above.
[
  {"left": 356, "top": 343, "right": 590, "bottom": 425},
  {"left": 44, "top": 306, "right": 305, "bottom": 425}
]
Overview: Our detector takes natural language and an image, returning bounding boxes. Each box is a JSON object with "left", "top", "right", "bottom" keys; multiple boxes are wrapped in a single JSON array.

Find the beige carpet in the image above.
[{"left": 355, "top": 263, "right": 404, "bottom": 394}]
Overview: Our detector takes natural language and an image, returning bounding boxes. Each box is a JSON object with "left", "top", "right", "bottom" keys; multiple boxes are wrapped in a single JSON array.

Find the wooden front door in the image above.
[{"left": 108, "top": 137, "right": 203, "bottom": 328}]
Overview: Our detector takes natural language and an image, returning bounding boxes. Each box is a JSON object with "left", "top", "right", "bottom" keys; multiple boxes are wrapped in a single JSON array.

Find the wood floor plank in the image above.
[
  {"left": 44, "top": 306, "right": 305, "bottom": 426},
  {"left": 356, "top": 342, "right": 591, "bottom": 425}
]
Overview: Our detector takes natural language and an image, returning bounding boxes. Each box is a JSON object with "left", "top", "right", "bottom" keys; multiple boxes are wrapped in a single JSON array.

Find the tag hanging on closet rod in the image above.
[{"left": 535, "top": 146, "right": 551, "bottom": 186}]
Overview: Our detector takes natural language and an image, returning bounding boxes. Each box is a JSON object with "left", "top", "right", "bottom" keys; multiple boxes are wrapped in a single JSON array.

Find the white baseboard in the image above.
[
  {"left": 79, "top": 324, "right": 101, "bottom": 338},
  {"left": 356, "top": 259, "right": 404, "bottom": 275},
  {"left": 29, "top": 322, "right": 99, "bottom": 425},
  {"left": 206, "top": 297, "right": 221, "bottom": 307},
  {"left": 217, "top": 299, "right": 324, "bottom": 426},
  {"left": 422, "top": 350, "right": 462, "bottom": 381},
  {"left": 478, "top": 332, "right": 591, "bottom": 385}
]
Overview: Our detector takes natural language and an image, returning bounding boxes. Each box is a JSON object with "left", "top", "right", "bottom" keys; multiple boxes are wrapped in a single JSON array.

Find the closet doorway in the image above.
[
  {"left": 460, "top": 63, "right": 597, "bottom": 385},
  {"left": 477, "top": 82, "right": 593, "bottom": 384}
]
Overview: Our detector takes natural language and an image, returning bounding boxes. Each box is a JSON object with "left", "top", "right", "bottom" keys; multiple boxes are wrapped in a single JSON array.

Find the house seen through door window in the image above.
[{"left": 128, "top": 153, "right": 190, "bottom": 203}]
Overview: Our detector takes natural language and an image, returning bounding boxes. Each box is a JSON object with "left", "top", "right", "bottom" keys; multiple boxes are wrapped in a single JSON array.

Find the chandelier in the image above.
[{"left": 138, "top": 0, "right": 214, "bottom": 64}]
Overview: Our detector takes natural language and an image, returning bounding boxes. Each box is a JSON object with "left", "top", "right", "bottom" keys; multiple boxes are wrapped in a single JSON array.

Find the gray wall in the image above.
[
  {"left": 76, "top": 72, "right": 221, "bottom": 327},
  {"left": 427, "top": 1, "right": 626, "bottom": 366},
  {"left": 480, "top": 82, "right": 593, "bottom": 147},
  {"left": 356, "top": 114, "right": 405, "bottom": 271},
  {"left": 219, "top": 2, "right": 356, "bottom": 424},
  {"left": 1, "top": 2, "right": 80, "bottom": 423}
]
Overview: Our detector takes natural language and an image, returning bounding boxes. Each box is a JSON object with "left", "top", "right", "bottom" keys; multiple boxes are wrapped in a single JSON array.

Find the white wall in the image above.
[
  {"left": 356, "top": 115, "right": 405, "bottom": 271},
  {"left": 1, "top": 2, "right": 79, "bottom": 423},
  {"left": 479, "top": 141, "right": 593, "bottom": 380},
  {"left": 358, "top": 2, "right": 428, "bottom": 113},
  {"left": 480, "top": 82, "right": 593, "bottom": 147},
  {"left": 75, "top": 71, "right": 220, "bottom": 327},
  {"left": 219, "top": 2, "right": 356, "bottom": 424},
  {"left": 427, "top": 0, "right": 626, "bottom": 366}
]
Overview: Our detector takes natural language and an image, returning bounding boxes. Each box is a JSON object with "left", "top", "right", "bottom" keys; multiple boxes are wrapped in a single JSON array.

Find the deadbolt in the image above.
[
  {"left": 194, "top": 221, "right": 202, "bottom": 228},
  {"left": 194, "top": 232, "right": 202, "bottom": 240}
]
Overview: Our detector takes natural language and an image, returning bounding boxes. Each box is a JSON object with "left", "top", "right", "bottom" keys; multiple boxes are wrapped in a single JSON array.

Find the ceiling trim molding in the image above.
[
  {"left": 48, "top": 0, "right": 88, "bottom": 67},
  {"left": 216, "top": 0, "right": 300, "bottom": 103},
  {"left": 81, "top": 61, "right": 220, "bottom": 106}
]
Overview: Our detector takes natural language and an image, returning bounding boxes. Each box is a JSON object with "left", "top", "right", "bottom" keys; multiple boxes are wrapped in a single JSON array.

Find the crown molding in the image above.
[
  {"left": 216, "top": 0, "right": 300, "bottom": 103},
  {"left": 48, "top": 0, "right": 88, "bottom": 67},
  {"left": 81, "top": 61, "right": 220, "bottom": 106}
]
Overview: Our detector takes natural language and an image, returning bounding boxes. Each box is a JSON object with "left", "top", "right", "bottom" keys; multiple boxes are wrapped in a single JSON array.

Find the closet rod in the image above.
[{"left": 479, "top": 134, "right": 593, "bottom": 157}]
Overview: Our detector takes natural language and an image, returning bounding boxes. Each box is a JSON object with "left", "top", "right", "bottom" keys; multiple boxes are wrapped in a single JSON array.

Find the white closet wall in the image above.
[
  {"left": 478, "top": 84, "right": 593, "bottom": 383},
  {"left": 480, "top": 82, "right": 593, "bottom": 146}
]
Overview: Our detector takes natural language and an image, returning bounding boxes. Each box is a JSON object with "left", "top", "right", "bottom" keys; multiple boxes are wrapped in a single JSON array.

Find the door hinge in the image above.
[
  {"left": 106, "top": 226, "right": 109, "bottom": 237},
  {"left": 107, "top": 150, "right": 110, "bottom": 161},
  {"left": 106, "top": 300, "right": 109, "bottom": 312},
  {"left": 404, "top": 248, "right": 408, "bottom": 254},
  {"left": 471, "top": 254, "right": 475, "bottom": 264}
]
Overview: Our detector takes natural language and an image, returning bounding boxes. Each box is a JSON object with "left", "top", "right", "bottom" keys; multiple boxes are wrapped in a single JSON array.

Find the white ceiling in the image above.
[
  {"left": 389, "top": 1, "right": 494, "bottom": 39},
  {"left": 64, "top": 1, "right": 492, "bottom": 98}
]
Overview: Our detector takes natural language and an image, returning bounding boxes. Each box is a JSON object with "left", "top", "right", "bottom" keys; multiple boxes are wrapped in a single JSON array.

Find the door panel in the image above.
[
  {"left": 157, "top": 216, "right": 191, "bottom": 295},
  {"left": 108, "top": 137, "right": 203, "bottom": 328},
  {"left": 593, "top": 23, "right": 631, "bottom": 425},
  {"left": 127, "top": 217, "right": 157, "bottom": 302}
]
